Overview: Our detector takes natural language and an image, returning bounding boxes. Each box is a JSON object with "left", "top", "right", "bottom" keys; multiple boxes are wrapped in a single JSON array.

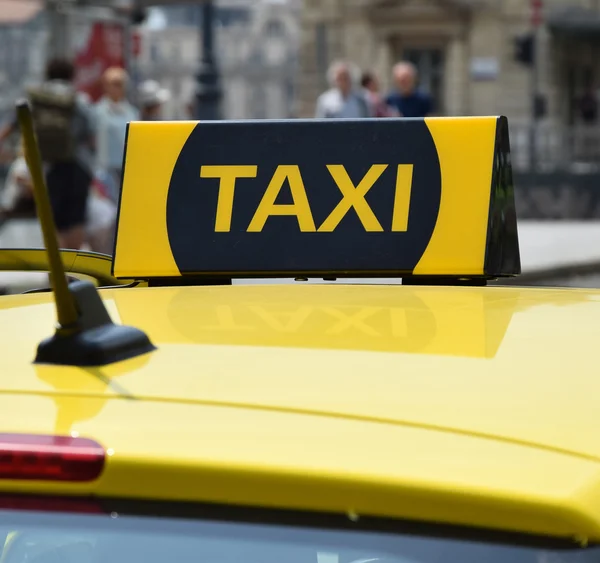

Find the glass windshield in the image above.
[{"left": 0, "top": 500, "right": 598, "bottom": 563}]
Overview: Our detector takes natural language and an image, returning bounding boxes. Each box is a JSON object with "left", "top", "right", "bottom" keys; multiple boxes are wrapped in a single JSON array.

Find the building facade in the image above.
[
  {"left": 297, "top": 0, "right": 600, "bottom": 169},
  {"left": 0, "top": 0, "right": 300, "bottom": 126},
  {"left": 135, "top": 0, "right": 301, "bottom": 120},
  {"left": 0, "top": 1, "right": 46, "bottom": 128}
]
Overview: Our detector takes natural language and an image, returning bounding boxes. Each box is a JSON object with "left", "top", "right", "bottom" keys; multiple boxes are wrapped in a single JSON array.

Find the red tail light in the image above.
[{"left": 0, "top": 434, "right": 105, "bottom": 482}]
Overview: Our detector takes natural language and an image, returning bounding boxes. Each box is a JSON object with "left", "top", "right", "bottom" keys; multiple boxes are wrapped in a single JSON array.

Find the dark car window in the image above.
[{"left": 0, "top": 501, "right": 598, "bottom": 563}]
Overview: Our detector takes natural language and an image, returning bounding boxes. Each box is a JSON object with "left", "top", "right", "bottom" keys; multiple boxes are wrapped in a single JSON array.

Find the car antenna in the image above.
[{"left": 16, "top": 99, "right": 156, "bottom": 366}]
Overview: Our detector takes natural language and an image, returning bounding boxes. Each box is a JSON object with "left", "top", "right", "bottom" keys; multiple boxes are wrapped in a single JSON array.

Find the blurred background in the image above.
[{"left": 0, "top": 0, "right": 599, "bottom": 291}]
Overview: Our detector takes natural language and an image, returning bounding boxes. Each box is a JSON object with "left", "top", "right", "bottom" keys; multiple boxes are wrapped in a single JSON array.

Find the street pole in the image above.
[
  {"left": 529, "top": 30, "right": 538, "bottom": 171},
  {"left": 195, "top": 0, "right": 222, "bottom": 120}
]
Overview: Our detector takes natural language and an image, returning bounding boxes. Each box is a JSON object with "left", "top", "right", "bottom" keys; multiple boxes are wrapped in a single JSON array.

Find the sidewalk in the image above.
[
  {"left": 518, "top": 221, "right": 600, "bottom": 273},
  {"left": 0, "top": 219, "right": 46, "bottom": 292},
  {"left": 1, "top": 219, "right": 600, "bottom": 292}
]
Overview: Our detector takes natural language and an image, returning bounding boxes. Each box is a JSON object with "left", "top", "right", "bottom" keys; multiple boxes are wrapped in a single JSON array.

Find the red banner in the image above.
[
  {"left": 74, "top": 21, "right": 126, "bottom": 102},
  {"left": 132, "top": 30, "right": 142, "bottom": 58}
]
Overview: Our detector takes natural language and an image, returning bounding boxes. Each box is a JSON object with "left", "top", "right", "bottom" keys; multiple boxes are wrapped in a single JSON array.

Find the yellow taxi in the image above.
[{"left": 0, "top": 105, "right": 599, "bottom": 563}]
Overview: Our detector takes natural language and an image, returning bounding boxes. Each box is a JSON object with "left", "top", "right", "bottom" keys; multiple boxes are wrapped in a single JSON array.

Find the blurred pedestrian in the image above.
[
  {"left": 85, "top": 172, "right": 117, "bottom": 255},
  {"left": 4, "top": 58, "right": 95, "bottom": 250},
  {"left": 0, "top": 116, "right": 18, "bottom": 163},
  {"left": 185, "top": 100, "right": 195, "bottom": 119},
  {"left": 0, "top": 141, "right": 35, "bottom": 220},
  {"left": 138, "top": 79, "right": 171, "bottom": 121},
  {"left": 315, "top": 60, "right": 371, "bottom": 119},
  {"left": 94, "top": 67, "right": 139, "bottom": 202},
  {"left": 361, "top": 71, "right": 396, "bottom": 118},
  {"left": 386, "top": 61, "right": 433, "bottom": 118}
]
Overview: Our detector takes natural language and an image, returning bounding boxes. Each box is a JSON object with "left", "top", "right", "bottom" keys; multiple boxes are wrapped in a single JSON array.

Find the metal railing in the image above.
[{"left": 509, "top": 122, "right": 600, "bottom": 172}]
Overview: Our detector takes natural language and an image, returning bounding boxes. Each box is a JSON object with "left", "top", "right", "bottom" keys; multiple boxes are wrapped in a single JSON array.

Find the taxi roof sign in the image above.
[{"left": 112, "top": 116, "right": 520, "bottom": 281}]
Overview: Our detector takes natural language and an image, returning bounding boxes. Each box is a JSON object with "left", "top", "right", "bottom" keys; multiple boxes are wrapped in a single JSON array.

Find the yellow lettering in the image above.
[
  {"left": 196, "top": 305, "right": 255, "bottom": 331},
  {"left": 248, "top": 305, "right": 313, "bottom": 332},
  {"left": 392, "top": 165, "right": 413, "bottom": 232},
  {"left": 318, "top": 165, "right": 387, "bottom": 232},
  {"left": 247, "top": 165, "right": 316, "bottom": 232},
  {"left": 322, "top": 307, "right": 382, "bottom": 337},
  {"left": 200, "top": 165, "right": 258, "bottom": 232}
]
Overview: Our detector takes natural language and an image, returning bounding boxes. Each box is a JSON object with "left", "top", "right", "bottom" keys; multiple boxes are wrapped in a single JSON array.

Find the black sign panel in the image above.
[{"left": 165, "top": 119, "right": 442, "bottom": 275}]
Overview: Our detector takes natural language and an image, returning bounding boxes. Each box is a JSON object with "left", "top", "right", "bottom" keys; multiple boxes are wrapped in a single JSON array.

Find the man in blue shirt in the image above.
[{"left": 385, "top": 61, "right": 433, "bottom": 118}]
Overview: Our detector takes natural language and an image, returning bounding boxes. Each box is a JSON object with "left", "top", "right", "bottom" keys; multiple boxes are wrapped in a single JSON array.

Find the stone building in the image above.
[
  {"left": 0, "top": 0, "right": 46, "bottom": 126},
  {"left": 297, "top": 0, "right": 600, "bottom": 167},
  {"left": 135, "top": 0, "right": 301, "bottom": 120},
  {"left": 0, "top": 0, "right": 300, "bottom": 124}
]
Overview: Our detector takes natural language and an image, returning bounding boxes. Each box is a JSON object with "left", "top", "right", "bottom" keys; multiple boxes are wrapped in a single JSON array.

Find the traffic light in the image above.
[{"left": 514, "top": 33, "right": 534, "bottom": 66}]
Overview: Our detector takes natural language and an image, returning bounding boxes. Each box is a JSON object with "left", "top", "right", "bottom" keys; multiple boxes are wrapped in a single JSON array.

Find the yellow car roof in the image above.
[
  {"left": 3, "top": 112, "right": 595, "bottom": 546},
  {"left": 1, "top": 283, "right": 600, "bottom": 542}
]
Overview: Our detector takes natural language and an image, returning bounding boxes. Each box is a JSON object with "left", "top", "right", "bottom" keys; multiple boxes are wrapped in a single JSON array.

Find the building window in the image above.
[
  {"left": 217, "top": 8, "right": 251, "bottom": 27},
  {"left": 266, "top": 20, "right": 284, "bottom": 37}
]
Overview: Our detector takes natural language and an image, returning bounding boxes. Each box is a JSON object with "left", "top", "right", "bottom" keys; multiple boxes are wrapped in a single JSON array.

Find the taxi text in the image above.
[{"left": 200, "top": 164, "right": 414, "bottom": 233}]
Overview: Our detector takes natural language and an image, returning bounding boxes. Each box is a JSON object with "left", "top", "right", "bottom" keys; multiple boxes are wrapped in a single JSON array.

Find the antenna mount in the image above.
[{"left": 16, "top": 99, "right": 156, "bottom": 366}]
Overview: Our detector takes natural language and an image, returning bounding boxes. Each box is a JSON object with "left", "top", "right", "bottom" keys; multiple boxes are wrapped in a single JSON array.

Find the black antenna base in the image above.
[{"left": 35, "top": 280, "right": 156, "bottom": 367}]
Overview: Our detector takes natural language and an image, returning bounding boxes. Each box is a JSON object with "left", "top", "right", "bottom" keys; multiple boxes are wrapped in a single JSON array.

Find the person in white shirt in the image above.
[
  {"left": 94, "top": 67, "right": 139, "bottom": 202},
  {"left": 315, "top": 60, "right": 371, "bottom": 119},
  {"left": 1, "top": 148, "right": 34, "bottom": 218}
]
